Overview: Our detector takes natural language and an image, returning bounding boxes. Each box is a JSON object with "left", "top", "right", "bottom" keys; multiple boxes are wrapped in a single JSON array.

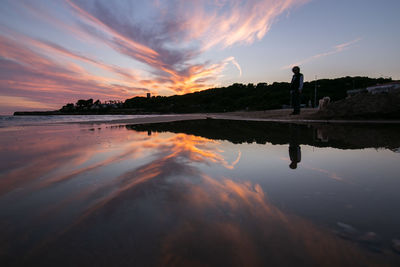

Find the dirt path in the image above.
[
  {"left": 218, "top": 108, "right": 318, "bottom": 120},
  {"left": 210, "top": 108, "right": 400, "bottom": 124}
]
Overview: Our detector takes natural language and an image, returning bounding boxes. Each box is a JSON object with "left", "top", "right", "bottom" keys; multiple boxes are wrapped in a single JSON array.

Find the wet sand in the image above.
[
  {"left": 75, "top": 114, "right": 209, "bottom": 125},
  {"left": 75, "top": 109, "right": 400, "bottom": 126},
  {"left": 1, "top": 119, "right": 400, "bottom": 266}
]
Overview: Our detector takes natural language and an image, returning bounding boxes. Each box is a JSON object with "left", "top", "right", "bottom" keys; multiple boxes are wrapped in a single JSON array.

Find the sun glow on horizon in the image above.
[{"left": 0, "top": 0, "right": 310, "bottom": 113}]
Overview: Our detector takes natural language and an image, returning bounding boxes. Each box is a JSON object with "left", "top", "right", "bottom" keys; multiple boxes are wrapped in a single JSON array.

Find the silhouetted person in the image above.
[
  {"left": 290, "top": 66, "right": 303, "bottom": 115},
  {"left": 289, "top": 124, "right": 301, "bottom": 169}
]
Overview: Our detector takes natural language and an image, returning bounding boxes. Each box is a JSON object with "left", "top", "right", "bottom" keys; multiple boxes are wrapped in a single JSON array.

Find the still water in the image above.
[{"left": 1, "top": 119, "right": 400, "bottom": 266}]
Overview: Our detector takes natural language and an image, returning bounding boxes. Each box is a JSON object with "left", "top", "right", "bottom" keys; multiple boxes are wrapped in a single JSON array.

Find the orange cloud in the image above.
[
  {"left": 0, "top": 35, "right": 149, "bottom": 110},
  {"left": 173, "top": 0, "right": 310, "bottom": 50},
  {"left": 63, "top": 0, "right": 309, "bottom": 94},
  {"left": 0, "top": 0, "right": 310, "bottom": 113}
]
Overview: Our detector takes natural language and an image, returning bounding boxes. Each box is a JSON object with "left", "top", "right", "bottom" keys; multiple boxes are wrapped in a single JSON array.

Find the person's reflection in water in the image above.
[{"left": 289, "top": 124, "right": 301, "bottom": 169}]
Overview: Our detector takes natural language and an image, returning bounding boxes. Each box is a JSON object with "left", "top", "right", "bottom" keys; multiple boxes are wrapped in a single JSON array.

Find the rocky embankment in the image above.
[{"left": 312, "top": 89, "right": 400, "bottom": 120}]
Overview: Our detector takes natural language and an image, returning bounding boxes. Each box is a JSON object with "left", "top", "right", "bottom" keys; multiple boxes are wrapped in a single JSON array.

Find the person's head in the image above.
[{"left": 292, "top": 66, "right": 300, "bottom": 74}]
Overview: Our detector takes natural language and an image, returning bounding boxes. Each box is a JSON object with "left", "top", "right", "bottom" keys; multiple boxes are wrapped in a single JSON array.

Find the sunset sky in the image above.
[{"left": 1, "top": 0, "right": 399, "bottom": 114}]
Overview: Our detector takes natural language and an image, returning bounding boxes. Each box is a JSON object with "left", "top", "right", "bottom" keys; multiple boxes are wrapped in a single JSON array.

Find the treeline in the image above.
[
  {"left": 56, "top": 76, "right": 391, "bottom": 114},
  {"left": 60, "top": 99, "right": 123, "bottom": 113},
  {"left": 124, "top": 76, "right": 392, "bottom": 113}
]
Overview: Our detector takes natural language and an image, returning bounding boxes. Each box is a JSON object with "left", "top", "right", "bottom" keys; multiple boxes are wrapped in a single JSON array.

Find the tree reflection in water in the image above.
[{"left": 0, "top": 121, "right": 399, "bottom": 266}]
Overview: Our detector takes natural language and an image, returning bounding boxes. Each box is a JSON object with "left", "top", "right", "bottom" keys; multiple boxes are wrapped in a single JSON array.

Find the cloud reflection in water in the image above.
[{"left": 0, "top": 123, "right": 393, "bottom": 266}]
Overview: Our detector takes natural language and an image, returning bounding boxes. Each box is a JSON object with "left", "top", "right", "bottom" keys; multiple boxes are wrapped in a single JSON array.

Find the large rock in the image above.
[{"left": 313, "top": 89, "right": 400, "bottom": 119}]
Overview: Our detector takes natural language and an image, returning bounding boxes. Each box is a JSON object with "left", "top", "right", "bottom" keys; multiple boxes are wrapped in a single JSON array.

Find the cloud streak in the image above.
[
  {"left": 282, "top": 38, "right": 362, "bottom": 70},
  {"left": 0, "top": 96, "right": 57, "bottom": 110},
  {"left": 0, "top": 35, "right": 150, "bottom": 111},
  {"left": 65, "top": 0, "right": 308, "bottom": 92},
  {"left": 0, "top": 0, "right": 309, "bottom": 113}
]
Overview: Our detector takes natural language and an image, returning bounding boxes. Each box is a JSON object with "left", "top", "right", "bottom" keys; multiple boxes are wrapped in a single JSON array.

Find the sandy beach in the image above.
[{"left": 73, "top": 108, "right": 400, "bottom": 126}]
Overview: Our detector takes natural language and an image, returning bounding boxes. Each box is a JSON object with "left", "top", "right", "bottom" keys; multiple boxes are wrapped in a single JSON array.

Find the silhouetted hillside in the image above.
[
  {"left": 124, "top": 76, "right": 392, "bottom": 113},
  {"left": 13, "top": 76, "right": 393, "bottom": 115}
]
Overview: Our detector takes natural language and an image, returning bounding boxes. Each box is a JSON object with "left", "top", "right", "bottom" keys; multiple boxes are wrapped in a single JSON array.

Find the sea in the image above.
[{"left": 0, "top": 114, "right": 173, "bottom": 128}]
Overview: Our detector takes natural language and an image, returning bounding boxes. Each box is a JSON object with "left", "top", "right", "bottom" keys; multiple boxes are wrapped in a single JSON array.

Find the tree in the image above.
[{"left": 76, "top": 99, "right": 93, "bottom": 109}]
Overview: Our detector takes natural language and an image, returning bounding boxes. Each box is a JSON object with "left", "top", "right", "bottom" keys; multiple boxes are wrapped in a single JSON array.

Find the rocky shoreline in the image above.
[{"left": 13, "top": 89, "right": 400, "bottom": 122}]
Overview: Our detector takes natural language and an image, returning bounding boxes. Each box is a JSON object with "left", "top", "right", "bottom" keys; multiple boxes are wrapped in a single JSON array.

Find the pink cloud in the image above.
[
  {"left": 0, "top": 35, "right": 149, "bottom": 112},
  {"left": 65, "top": 0, "right": 308, "bottom": 93},
  {"left": 0, "top": 0, "right": 310, "bottom": 112}
]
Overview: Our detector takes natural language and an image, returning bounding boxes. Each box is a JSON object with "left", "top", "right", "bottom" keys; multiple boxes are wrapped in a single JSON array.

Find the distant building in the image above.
[
  {"left": 366, "top": 82, "right": 400, "bottom": 94},
  {"left": 147, "top": 93, "right": 151, "bottom": 99}
]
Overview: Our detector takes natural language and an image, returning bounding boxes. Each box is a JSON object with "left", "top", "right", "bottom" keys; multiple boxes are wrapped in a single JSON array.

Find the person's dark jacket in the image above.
[{"left": 291, "top": 73, "right": 304, "bottom": 93}]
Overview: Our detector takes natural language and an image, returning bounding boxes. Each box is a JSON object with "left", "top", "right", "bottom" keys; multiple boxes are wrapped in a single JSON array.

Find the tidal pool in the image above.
[{"left": 1, "top": 120, "right": 400, "bottom": 266}]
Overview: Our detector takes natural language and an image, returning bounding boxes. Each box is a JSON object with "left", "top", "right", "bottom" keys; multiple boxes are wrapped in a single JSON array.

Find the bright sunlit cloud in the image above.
[{"left": 0, "top": 0, "right": 309, "bottom": 113}]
